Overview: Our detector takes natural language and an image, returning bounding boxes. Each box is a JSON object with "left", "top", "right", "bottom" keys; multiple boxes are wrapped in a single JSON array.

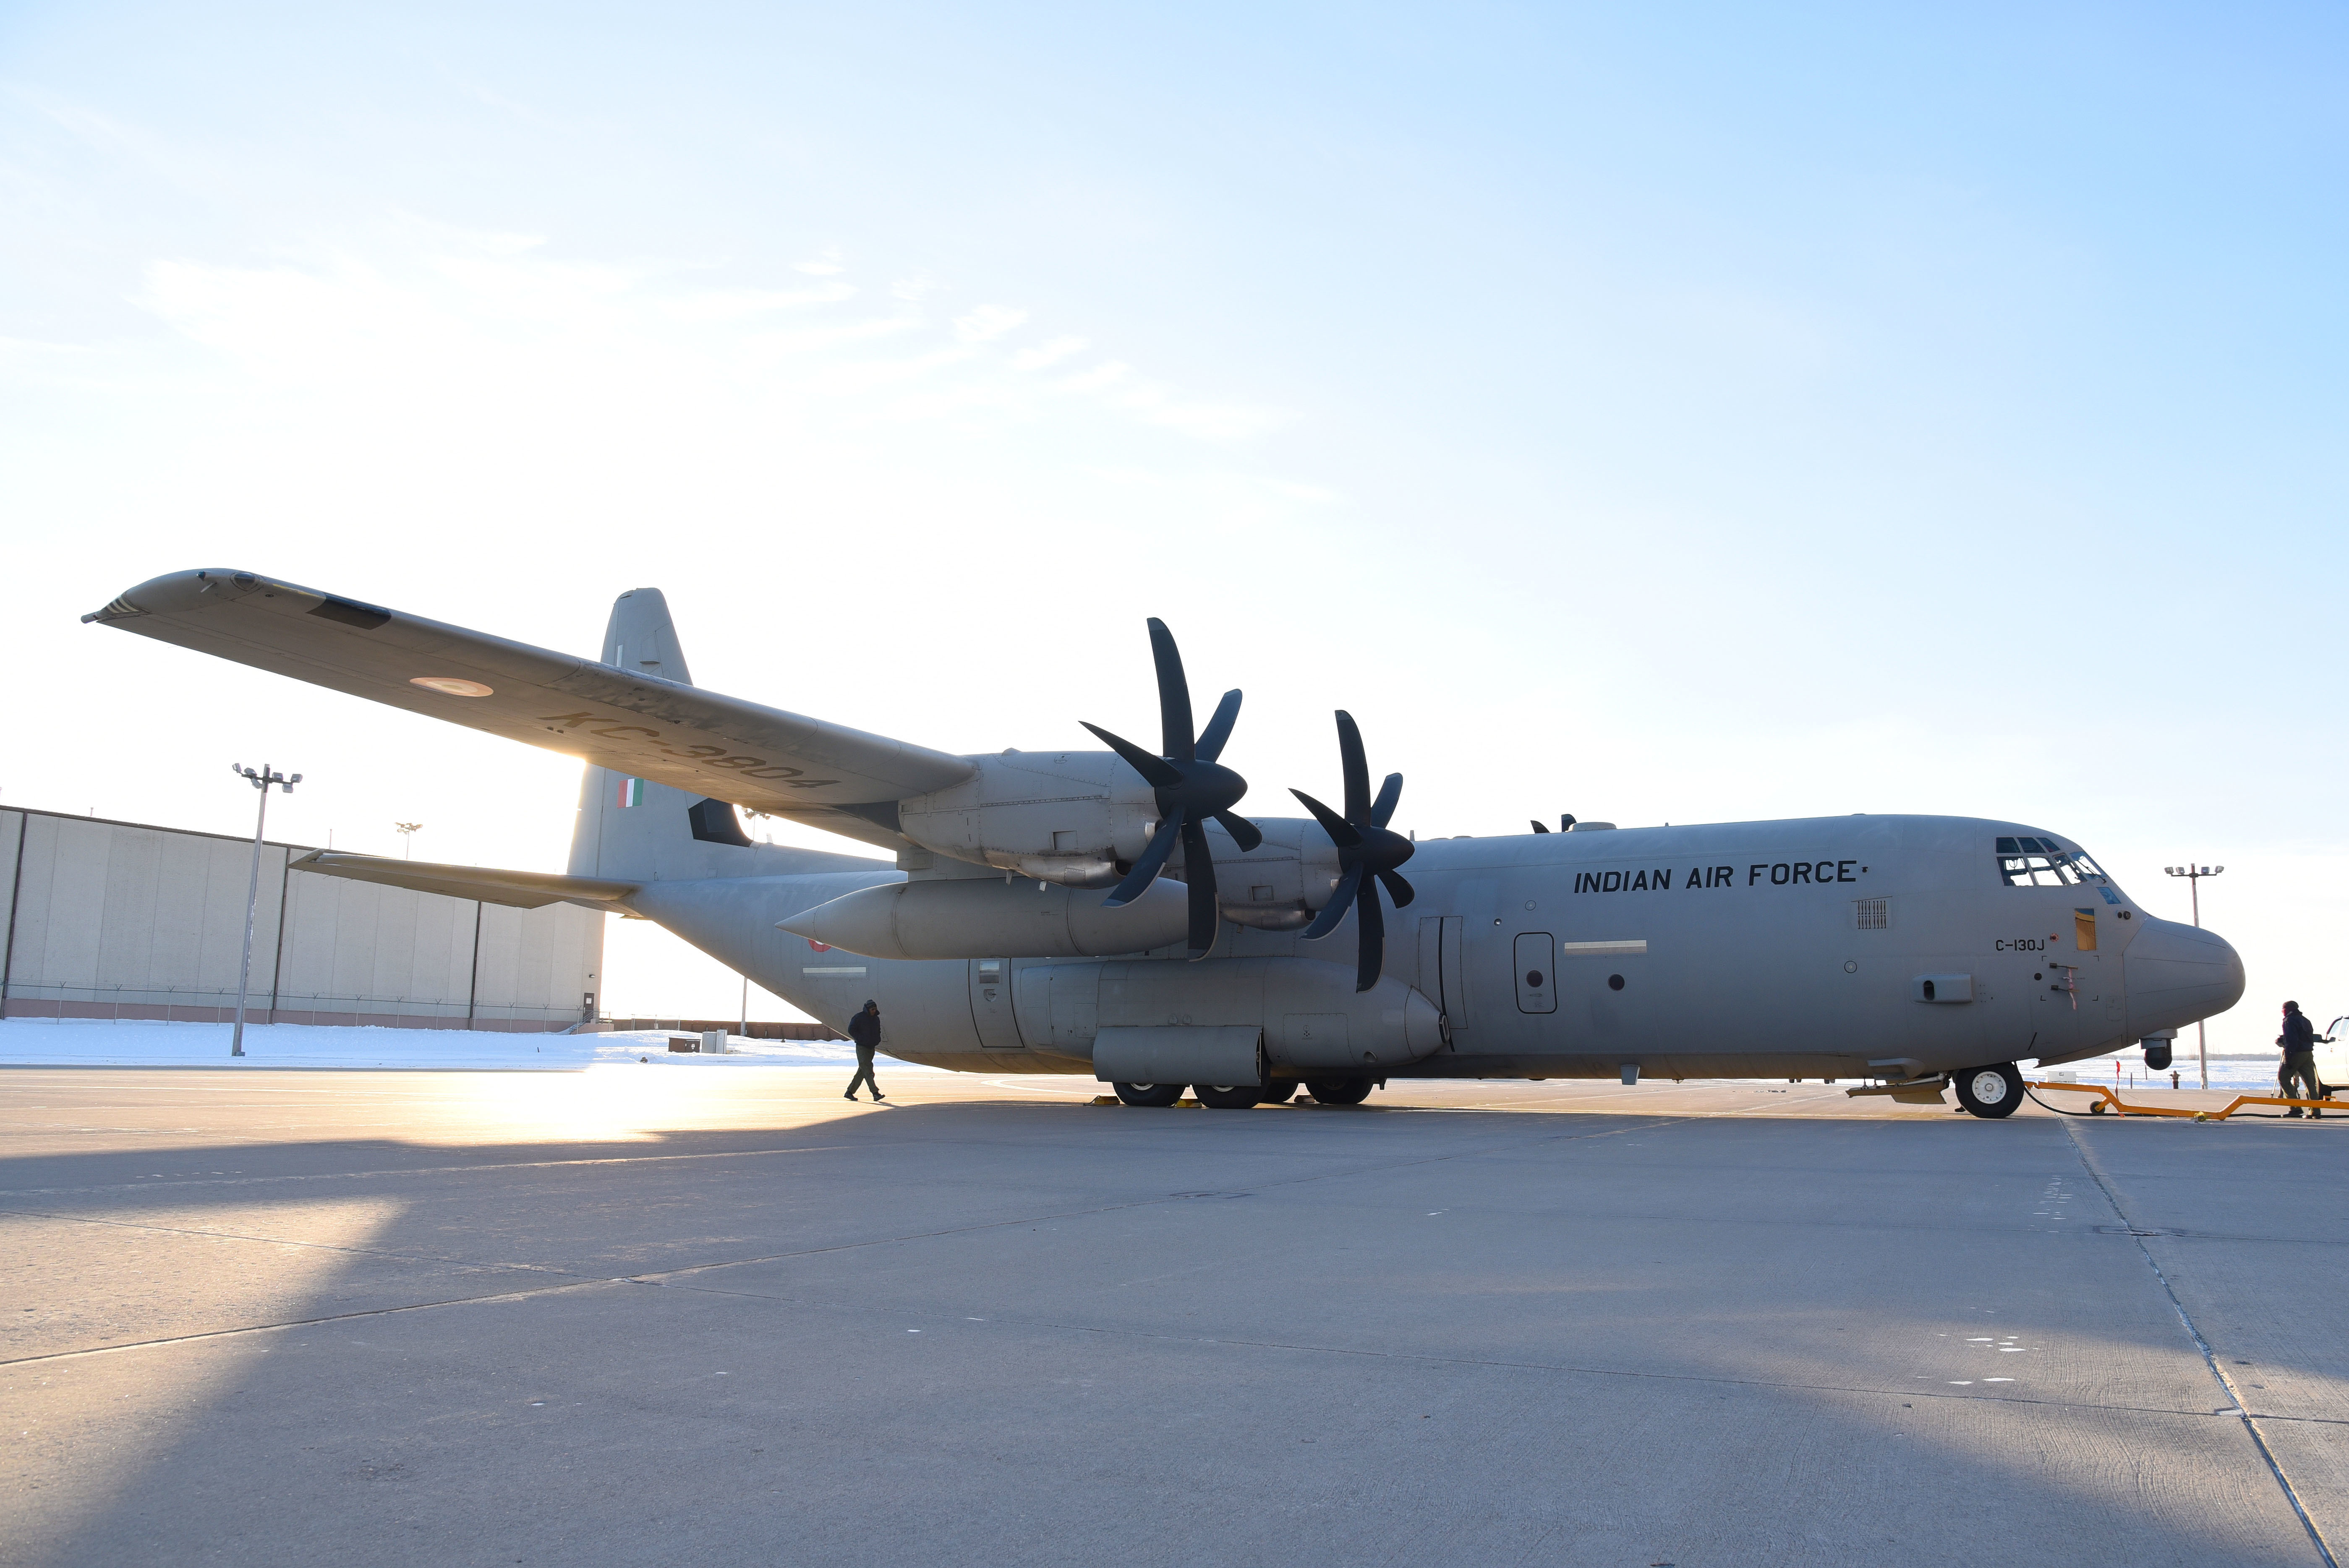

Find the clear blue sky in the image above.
[{"left": 5, "top": 3, "right": 2343, "bottom": 1039}]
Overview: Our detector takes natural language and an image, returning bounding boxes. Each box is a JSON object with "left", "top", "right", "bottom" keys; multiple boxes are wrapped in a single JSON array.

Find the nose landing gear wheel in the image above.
[
  {"left": 1954, "top": 1063, "right": 2025, "bottom": 1119},
  {"left": 1194, "top": 1084, "right": 1262, "bottom": 1110},
  {"left": 1113, "top": 1082, "right": 1184, "bottom": 1108},
  {"left": 1304, "top": 1078, "right": 1374, "bottom": 1106}
]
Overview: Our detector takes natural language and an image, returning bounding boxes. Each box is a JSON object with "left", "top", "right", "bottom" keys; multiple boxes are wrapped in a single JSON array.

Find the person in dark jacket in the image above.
[
  {"left": 2278, "top": 1001, "right": 2323, "bottom": 1117},
  {"left": 845, "top": 1000, "right": 884, "bottom": 1102}
]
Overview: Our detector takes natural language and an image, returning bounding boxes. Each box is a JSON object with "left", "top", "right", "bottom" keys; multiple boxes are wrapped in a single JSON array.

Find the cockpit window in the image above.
[{"left": 1996, "top": 839, "right": 2109, "bottom": 887}]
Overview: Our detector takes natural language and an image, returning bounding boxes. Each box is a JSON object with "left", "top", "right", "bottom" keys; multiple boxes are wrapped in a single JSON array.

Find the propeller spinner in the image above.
[
  {"left": 1082, "top": 618, "right": 1262, "bottom": 959},
  {"left": 1291, "top": 711, "right": 1416, "bottom": 992}
]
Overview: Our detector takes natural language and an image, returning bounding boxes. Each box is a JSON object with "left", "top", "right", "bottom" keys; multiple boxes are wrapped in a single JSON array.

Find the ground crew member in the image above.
[
  {"left": 845, "top": 999, "right": 884, "bottom": 1102},
  {"left": 2278, "top": 1001, "right": 2323, "bottom": 1117}
]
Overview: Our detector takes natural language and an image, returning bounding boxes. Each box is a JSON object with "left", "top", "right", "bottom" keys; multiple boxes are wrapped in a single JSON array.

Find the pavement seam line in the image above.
[
  {"left": 0, "top": 1142, "right": 857, "bottom": 1198},
  {"left": 641, "top": 1276, "right": 2259, "bottom": 1421},
  {"left": 0, "top": 1208, "right": 590, "bottom": 1278},
  {"left": 1, "top": 1114, "right": 1687, "bottom": 1368},
  {"left": 587, "top": 1115, "right": 1693, "bottom": 1290},
  {"left": 0, "top": 1276, "right": 628, "bottom": 1366},
  {"left": 2061, "top": 1117, "right": 2339, "bottom": 1568},
  {"left": 0, "top": 1266, "right": 2267, "bottom": 1427}
]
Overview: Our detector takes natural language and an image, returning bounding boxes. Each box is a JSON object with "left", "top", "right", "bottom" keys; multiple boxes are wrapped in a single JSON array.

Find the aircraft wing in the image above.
[
  {"left": 292, "top": 851, "right": 638, "bottom": 909},
  {"left": 85, "top": 569, "right": 979, "bottom": 814}
]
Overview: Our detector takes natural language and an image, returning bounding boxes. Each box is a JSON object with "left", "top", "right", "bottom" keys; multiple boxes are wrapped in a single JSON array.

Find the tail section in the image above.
[
  {"left": 569, "top": 590, "right": 882, "bottom": 884},
  {"left": 604, "top": 587, "right": 692, "bottom": 684}
]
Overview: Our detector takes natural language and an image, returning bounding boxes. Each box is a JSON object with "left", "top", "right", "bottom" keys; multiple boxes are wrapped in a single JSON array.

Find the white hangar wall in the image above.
[{"left": 0, "top": 807, "right": 603, "bottom": 1031}]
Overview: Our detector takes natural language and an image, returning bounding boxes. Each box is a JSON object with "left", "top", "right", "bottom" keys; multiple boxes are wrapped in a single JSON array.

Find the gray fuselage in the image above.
[{"left": 627, "top": 812, "right": 2243, "bottom": 1083}]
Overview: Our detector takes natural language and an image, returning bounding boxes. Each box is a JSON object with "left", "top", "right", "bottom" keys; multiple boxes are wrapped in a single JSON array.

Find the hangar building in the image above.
[{"left": 0, "top": 805, "right": 603, "bottom": 1031}]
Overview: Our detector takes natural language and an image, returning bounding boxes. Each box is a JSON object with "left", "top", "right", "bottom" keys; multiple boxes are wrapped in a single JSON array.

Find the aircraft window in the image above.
[{"left": 1996, "top": 845, "right": 2110, "bottom": 887}]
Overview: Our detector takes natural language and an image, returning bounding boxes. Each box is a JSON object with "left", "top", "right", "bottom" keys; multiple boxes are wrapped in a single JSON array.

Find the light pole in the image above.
[
  {"left": 395, "top": 822, "right": 423, "bottom": 859},
  {"left": 2163, "top": 863, "right": 2226, "bottom": 1090},
  {"left": 230, "top": 764, "right": 301, "bottom": 1058}
]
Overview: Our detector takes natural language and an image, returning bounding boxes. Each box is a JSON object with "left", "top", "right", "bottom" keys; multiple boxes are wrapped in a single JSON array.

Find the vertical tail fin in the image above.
[
  {"left": 603, "top": 587, "right": 692, "bottom": 684},
  {"left": 569, "top": 590, "right": 755, "bottom": 882}
]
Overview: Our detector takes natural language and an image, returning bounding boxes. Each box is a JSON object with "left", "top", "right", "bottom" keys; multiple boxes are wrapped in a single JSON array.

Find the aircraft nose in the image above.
[{"left": 2125, "top": 917, "right": 2246, "bottom": 1036}]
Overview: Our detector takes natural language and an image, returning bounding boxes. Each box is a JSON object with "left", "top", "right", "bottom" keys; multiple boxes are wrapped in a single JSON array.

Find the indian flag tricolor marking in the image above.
[{"left": 616, "top": 777, "right": 645, "bottom": 808}]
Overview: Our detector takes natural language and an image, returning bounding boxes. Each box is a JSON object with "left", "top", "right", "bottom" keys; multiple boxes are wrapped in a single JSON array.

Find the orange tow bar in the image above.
[{"left": 2026, "top": 1080, "right": 2338, "bottom": 1122}]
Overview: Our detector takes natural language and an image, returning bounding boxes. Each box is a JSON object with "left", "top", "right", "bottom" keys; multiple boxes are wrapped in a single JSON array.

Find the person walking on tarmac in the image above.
[
  {"left": 845, "top": 1000, "right": 885, "bottom": 1102},
  {"left": 2278, "top": 1000, "right": 2325, "bottom": 1117}
]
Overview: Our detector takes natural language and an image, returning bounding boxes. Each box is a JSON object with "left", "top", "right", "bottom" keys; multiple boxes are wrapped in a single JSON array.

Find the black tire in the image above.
[
  {"left": 1113, "top": 1082, "right": 1184, "bottom": 1108},
  {"left": 1194, "top": 1083, "right": 1261, "bottom": 1110},
  {"left": 1256, "top": 1080, "right": 1299, "bottom": 1105},
  {"left": 1954, "top": 1063, "right": 2025, "bottom": 1119},
  {"left": 1304, "top": 1078, "right": 1374, "bottom": 1106}
]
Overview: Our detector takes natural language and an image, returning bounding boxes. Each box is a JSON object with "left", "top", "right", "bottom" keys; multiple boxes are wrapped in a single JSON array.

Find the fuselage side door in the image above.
[
  {"left": 1419, "top": 915, "right": 1465, "bottom": 1037},
  {"left": 969, "top": 957, "right": 1027, "bottom": 1051},
  {"left": 1513, "top": 931, "right": 1556, "bottom": 1014}
]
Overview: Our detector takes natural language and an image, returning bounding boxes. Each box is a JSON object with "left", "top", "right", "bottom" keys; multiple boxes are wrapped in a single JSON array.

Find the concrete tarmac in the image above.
[{"left": 4, "top": 1067, "right": 2345, "bottom": 1567}]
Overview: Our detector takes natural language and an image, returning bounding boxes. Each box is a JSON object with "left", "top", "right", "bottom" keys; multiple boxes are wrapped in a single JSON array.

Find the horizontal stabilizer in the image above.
[
  {"left": 86, "top": 570, "right": 978, "bottom": 815},
  {"left": 292, "top": 851, "right": 639, "bottom": 909}
]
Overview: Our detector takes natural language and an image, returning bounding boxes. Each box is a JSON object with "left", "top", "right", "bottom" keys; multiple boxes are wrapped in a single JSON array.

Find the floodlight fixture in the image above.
[
  {"left": 228, "top": 764, "right": 302, "bottom": 1058},
  {"left": 2162, "top": 862, "right": 2226, "bottom": 1088}
]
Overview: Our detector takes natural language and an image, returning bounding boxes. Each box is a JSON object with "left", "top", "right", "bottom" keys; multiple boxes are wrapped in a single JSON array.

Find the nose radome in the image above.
[{"left": 2125, "top": 917, "right": 2246, "bottom": 1036}]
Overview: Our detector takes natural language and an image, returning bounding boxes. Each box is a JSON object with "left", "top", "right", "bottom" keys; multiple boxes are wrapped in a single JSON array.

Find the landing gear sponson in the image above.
[
  {"left": 1110, "top": 1080, "right": 1374, "bottom": 1108},
  {"left": 1953, "top": 1063, "right": 2025, "bottom": 1119}
]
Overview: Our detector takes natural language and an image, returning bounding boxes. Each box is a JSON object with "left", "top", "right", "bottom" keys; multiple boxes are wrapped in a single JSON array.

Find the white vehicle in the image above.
[
  {"left": 85, "top": 570, "right": 2244, "bottom": 1119},
  {"left": 2317, "top": 1020, "right": 2349, "bottom": 1096}
]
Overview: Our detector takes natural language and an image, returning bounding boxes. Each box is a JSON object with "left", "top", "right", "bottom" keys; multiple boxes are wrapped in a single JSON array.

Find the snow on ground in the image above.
[
  {"left": 0, "top": 1020, "right": 2302, "bottom": 1092},
  {"left": 2046, "top": 1055, "right": 2307, "bottom": 1095},
  {"left": 0, "top": 1018, "right": 918, "bottom": 1071}
]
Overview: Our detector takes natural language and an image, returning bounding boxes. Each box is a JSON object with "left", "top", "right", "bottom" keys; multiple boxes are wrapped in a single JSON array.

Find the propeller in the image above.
[
  {"left": 1529, "top": 814, "right": 1576, "bottom": 834},
  {"left": 1291, "top": 711, "right": 1416, "bottom": 991},
  {"left": 1082, "top": 618, "right": 1261, "bottom": 959}
]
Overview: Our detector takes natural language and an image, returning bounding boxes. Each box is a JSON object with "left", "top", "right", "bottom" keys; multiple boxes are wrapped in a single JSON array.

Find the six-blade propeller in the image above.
[
  {"left": 1088, "top": 623, "right": 1418, "bottom": 986},
  {"left": 1290, "top": 711, "right": 1416, "bottom": 992},
  {"left": 1082, "top": 618, "right": 1262, "bottom": 959}
]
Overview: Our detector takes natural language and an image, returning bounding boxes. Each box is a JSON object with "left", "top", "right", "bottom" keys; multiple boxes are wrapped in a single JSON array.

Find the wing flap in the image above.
[
  {"left": 292, "top": 851, "right": 638, "bottom": 909},
  {"left": 86, "top": 570, "right": 978, "bottom": 811}
]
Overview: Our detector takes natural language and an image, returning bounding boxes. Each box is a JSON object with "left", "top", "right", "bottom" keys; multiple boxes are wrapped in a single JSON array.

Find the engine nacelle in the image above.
[
  {"left": 778, "top": 873, "right": 1190, "bottom": 960},
  {"left": 894, "top": 751, "right": 1347, "bottom": 918},
  {"left": 896, "top": 750, "right": 1158, "bottom": 886},
  {"left": 1194, "top": 816, "right": 1343, "bottom": 930}
]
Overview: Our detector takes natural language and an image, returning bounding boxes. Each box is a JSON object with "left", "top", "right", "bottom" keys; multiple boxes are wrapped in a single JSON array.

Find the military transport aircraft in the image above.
[{"left": 85, "top": 570, "right": 2244, "bottom": 1117}]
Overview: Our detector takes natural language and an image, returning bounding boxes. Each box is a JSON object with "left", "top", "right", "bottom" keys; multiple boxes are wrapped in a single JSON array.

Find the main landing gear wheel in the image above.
[
  {"left": 1194, "top": 1084, "right": 1262, "bottom": 1110},
  {"left": 1954, "top": 1063, "right": 2025, "bottom": 1119},
  {"left": 1113, "top": 1083, "right": 1184, "bottom": 1108},
  {"left": 1256, "top": 1080, "right": 1299, "bottom": 1104},
  {"left": 1305, "top": 1078, "right": 1374, "bottom": 1106}
]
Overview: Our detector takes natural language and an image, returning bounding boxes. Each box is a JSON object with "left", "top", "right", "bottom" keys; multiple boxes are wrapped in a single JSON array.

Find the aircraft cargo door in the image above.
[
  {"left": 1513, "top": 932, "right": 1556, "bottom": 1014},
  {"left": 968, "top": 957, "right": 1027, "bottom": 1051}
]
